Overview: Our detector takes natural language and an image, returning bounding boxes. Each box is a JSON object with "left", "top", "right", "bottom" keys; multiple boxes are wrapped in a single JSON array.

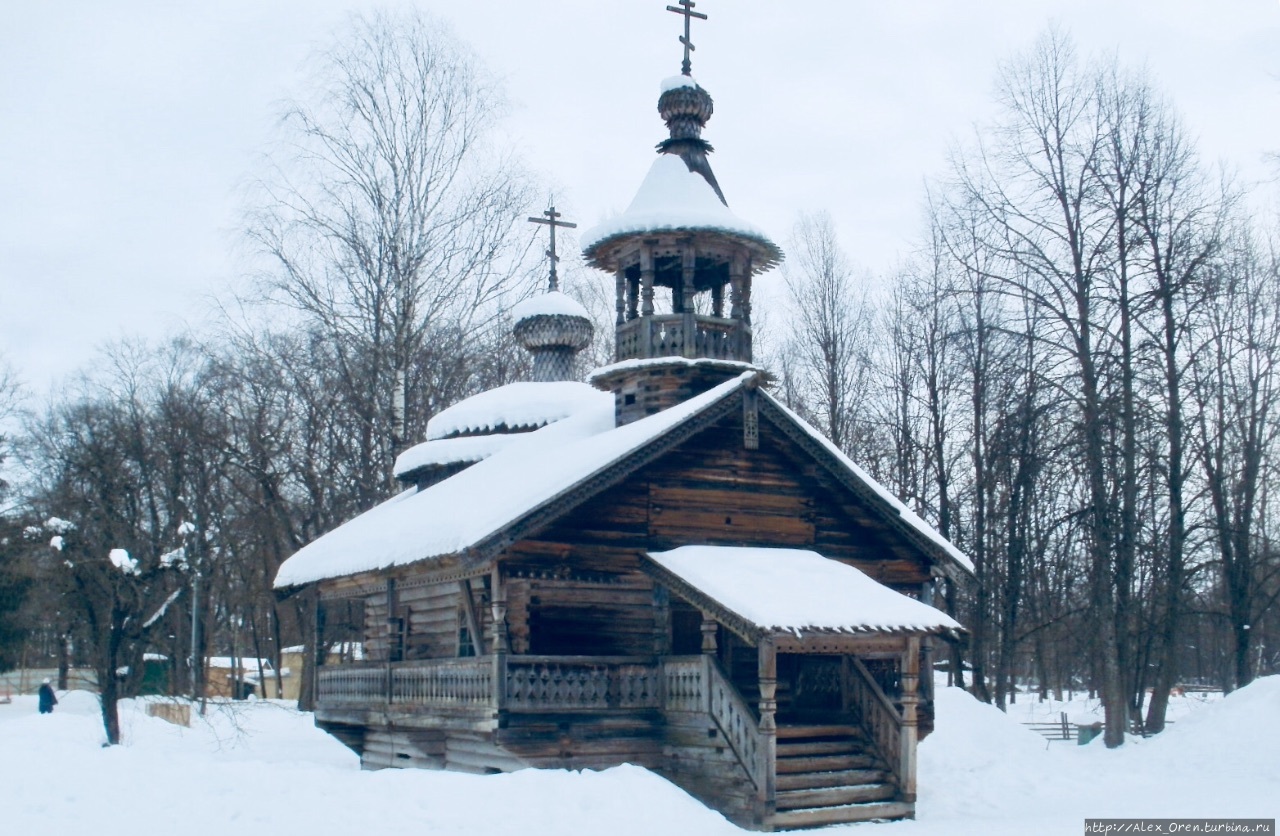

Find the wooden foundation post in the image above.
[
  {"left": 899, "top": 637, "right": 920, "bottom": 804},
  {"left": 757, "top": 638, "right": 777, "bottom": 821}
]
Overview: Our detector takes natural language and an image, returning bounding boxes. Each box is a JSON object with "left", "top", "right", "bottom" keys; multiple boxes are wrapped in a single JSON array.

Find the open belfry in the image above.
[{"left": 274, "top": 2, "right": 972, "bottom": 829}]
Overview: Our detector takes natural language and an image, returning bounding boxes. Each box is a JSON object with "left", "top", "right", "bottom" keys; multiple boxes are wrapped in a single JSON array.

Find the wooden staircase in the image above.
[{"left": 768, "top": 722, "right": 912, "bottom": 830}]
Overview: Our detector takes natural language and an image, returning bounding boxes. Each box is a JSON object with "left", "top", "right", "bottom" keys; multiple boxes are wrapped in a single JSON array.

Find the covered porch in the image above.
[{"left": 643, "top": 546, "right": 961, "bottom": 828}]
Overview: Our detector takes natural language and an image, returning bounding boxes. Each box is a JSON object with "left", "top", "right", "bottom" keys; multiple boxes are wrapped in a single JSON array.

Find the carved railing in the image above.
[
  {"left": 316, "top": 659, "right": 494, "bottom": 709},
  {"left": 846, "top": 657, "right": 903, "bottom": 787},
  {"left": 661, "top": 656, "right": 706, "bottom": 713},
  {"left": 391, "top": 658, "right": 492, "bottom": 707},
  {"left": 316, "top": 664, "right": 387, "bottom": 705},
  {"left": 503, "top": 656, "right": 661, "bottom": 711},
  {"left": 705, "top": 657, "right": 765, "bottom": 790},
  {"left": 615, "top": 314, "right": 746, "bottom": 362}
]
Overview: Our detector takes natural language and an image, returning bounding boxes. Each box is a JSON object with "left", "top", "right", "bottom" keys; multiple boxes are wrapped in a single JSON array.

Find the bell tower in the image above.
[{"left": 581, "top": 1, "right": 782, "bottom": 425}]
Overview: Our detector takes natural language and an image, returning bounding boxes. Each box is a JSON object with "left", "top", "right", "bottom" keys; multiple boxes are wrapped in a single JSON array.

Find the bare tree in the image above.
[
  {"left": 781, "top": 211, "right": 877, "bottom": 456},
  {"left": 246, "top": 9, "right": 538, "bottom": 504}
]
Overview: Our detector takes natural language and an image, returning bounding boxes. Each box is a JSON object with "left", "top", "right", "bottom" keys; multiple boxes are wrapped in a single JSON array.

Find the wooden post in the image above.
[
  {"left": 615, "top": 267, "right": 626, "bottom": 325},
  {"left": 700, "top": 613, "right": 718, "bottom": 655},
  {"left": 491, "top": 566, "right": 508, "bottom": 715},
  {"left": 459, "top": 579, "right": 482, "bottom": 656},
  {"left": 920, "top": 581, "right": 935, "bottom": 704},
  {"left": 899, "top": 637, "right": 920, "bottom": 804},
  {"left": 681, "top": 243, "right": 697, "bottom": 358},
  {"left": 640, "top": 246, "right": 655, "bottom": 317},
  {"left": 757, "top": 638, "right": 777, "bottom": 820}
]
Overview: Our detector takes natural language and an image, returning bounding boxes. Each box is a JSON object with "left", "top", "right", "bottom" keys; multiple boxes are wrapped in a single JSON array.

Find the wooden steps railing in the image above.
[{"left": 844, "top": 657, "right": 903, "bottom": 789}]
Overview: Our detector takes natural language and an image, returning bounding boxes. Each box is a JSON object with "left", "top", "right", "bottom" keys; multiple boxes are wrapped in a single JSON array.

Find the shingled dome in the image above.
[{"left": 512, "top": 290, "right": 594, "bottom": 383}]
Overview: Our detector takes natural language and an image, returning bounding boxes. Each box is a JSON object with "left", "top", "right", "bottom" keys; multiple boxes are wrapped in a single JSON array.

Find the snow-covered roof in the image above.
[
  {"left": 275, "top": 374, "right": 756, "bottom": 588},
  {"left": 761, "top": 394, "right": 975, "bottom": 574},
  {"left": 394, "top": 434, "right": 520, "bottom": 477},
  {"left": 425, "top": 381, "right": 610, "bottom": 441},
  {"left": 207, "top": 657, "right": 274, "bottom": 671},
  {"left": 512, "top": 290, "right": 591, "bottom": 324},
  {"left": 647, "top": 546, "right": 961, "bottom": 636},
  {"left": 580, "top": 155, "right": 777, "bottom": 254},
  {"left": 275, "top": 368, "right": 970, "bottom": 589}
]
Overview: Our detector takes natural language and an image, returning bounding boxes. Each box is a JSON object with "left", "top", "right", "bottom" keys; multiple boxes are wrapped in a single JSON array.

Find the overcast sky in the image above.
[{"left": 2, "top": 0, "right": 1277, "bottom": 391}]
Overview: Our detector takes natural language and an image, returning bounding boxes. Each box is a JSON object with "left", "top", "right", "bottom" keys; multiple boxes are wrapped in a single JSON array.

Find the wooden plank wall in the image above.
[{"left": 360, "top": 579, "right": 492, "bottom": 662}]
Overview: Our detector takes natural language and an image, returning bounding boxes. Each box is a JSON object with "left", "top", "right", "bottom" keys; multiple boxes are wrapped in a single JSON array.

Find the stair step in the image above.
[
  {"left": 768, "top": 800, "right": 914, "bottom": 829},
  {"left": 776, "top": 782, "right": 898, "bottom": 810},
  {"left": 776, "top": 768, "right": 890, "bottom": 791},
  {"left": 776, "top": 724, "right": 862, "bottom": 740},
  {"left": 776, "top": 739, "right": 863, "bottom": 756},
  {"left": 775, "top": 753, "right": 878, "bottom": 773}
]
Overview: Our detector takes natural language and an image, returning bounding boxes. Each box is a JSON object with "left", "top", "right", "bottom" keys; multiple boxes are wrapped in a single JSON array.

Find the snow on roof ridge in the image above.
[
  {"left": 580, "top": 155, "right": 776, "bottom": 252},
  {"left": 394, "top": 434, "right": 521, "bottom": 477},
  {"left": 274, "top": 372, "right": 758, "bottom": 588},
  {"left": 589, "top": 356, "right": 760, "bottom": 383},
  {"left": 648, "top": 546, "right": 961, "bottom": 635},
  {"left": 760, "top": 391, "right": 974, "bottom": 573},
  {"left": 425, "top": 381, "right": 609, "bottom": 441},
  {"left": 511, "top": 290, "right": 591, "bottom": 323}
]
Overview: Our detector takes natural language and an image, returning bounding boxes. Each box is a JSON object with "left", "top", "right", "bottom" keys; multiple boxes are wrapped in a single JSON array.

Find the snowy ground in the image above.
[{"left": 1, "top": 680, "right": 1275, "bottom": 835}]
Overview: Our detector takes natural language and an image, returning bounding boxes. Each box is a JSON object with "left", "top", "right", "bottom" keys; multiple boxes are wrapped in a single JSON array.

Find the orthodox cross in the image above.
[
  {"left": 528, "top": 205, "right": 576, "bottom": 292},
  {"left": 666, "top": 0, "right": 707, "bottom": 76}
]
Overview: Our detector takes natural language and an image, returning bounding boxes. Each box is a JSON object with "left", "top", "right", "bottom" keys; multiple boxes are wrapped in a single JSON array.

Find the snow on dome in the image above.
[
  {"left": 511, "top": 290, "right": 591, "bottom": 324},
  {"left": 647, "top": 546, "right": 961, "bottom": 635},
  {"left": 580, "top": 155, "right": 775, "bottom": 251},
  {"left": 661, "top": 74, "right": 699, "bottom": 93},
  {"left": 425, "top": 381, "right": 610, "bottom": 441},
  {"left": 394, "top": 434, "right": 521, "bottom": 477}
]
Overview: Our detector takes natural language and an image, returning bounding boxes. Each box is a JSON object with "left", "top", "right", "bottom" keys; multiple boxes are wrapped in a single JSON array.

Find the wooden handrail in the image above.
[
  {"left": 846, "top": 657, "right": 903, "bottom": 787},
  {"left": 703, "top": 656, "right": 765, "bottom": 790}
]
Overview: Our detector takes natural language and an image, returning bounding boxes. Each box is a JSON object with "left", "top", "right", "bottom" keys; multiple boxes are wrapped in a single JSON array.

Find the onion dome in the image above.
[{"left": 512, "top": 290, "right": 595, "bottom": 383}]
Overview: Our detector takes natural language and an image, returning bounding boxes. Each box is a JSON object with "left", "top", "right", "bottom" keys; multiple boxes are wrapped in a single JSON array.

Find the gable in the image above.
[{"left": 517, "top": 401, "right": 942, "bottom": 589}]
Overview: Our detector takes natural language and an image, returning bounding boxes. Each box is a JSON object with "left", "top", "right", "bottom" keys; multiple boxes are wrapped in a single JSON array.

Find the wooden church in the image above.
[{"left": 273, "top": 6, "right": 971, "bottom": 829}]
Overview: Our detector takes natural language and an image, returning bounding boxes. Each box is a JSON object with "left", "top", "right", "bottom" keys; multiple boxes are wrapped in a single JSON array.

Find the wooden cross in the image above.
[
  {"left": 666, "top": 0, "right": 707, "bottom": 76},
  {"left": 527, "top": 205, "right": 576, "bottom": 292}
]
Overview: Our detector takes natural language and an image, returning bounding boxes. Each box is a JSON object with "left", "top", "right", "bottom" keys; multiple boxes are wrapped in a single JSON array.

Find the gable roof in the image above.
[
  {"left": 758, "top": 394, "right": 974, "bottom": 575},
  {"left": 645, "top": 546, "right": 961, "bottom": 641},
  {"left": 275, "top": 373, "right": 752, "bottom": 589},
  {"left": 274, "top": 371, "right": 972, "bottom": 590}
]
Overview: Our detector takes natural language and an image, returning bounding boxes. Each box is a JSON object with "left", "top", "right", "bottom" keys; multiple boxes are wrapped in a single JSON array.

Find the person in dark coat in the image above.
[{"left": 38, "top": 678, "right": 57, "bottom": 714}]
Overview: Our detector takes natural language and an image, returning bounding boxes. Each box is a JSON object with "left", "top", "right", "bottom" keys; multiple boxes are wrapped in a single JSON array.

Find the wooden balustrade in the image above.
[
  {"left": 391, "top": 658, "right": 492, "bottom": 707},
  {"left": 705, "top": 657, "right": 765, "bottom": 790},
  {"left": 317, "top": 659, "right": 493, "bottom": 709},
  {"left": 846, "top": 657, "right": 903, "bottom": 787},
  {"left": 316, "top": 665, "right": 387, "bottom": 705},
  {"left": 661, "top": 656, "right": 706, "bottom": 713},
  {"left": 503, "top": 656, "right": 661, "bottom": 711},
  {"left": 615, "top": 314, "right": 745, "bottom": 361}
]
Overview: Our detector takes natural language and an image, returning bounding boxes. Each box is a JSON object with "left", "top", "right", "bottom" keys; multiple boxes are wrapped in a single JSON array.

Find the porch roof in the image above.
[{"left": 644, "top": 546, "right": 961, "bottom": 643}]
